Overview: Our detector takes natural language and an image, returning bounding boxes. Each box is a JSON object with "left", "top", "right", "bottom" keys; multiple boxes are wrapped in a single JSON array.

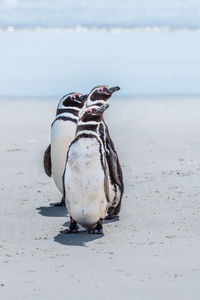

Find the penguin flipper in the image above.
[
  {"left": 102, "top": 121, "right": 124, "bottom": 189},
  {"left": 107, "top": 146, "right": 122, "bottom": 187},
  {"left": 43, "top": 144, "right": 52, "bottom": 177}
]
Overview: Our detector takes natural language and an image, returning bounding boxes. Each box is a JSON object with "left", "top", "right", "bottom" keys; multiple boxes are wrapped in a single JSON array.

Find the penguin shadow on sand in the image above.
[
  {"left": 54, "top": 217, "right": 120, "bottom": 247},
  {"left": 54, "top": 221, "right": 103, "bottom": 247},
  {"left": 36, "top": 205, "right": 67, "bottom": 217}
]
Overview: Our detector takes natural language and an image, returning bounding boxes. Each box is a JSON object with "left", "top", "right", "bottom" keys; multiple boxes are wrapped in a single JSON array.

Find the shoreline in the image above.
[{"left": 1, "top": 30, "right": 200, "bottom": 98}]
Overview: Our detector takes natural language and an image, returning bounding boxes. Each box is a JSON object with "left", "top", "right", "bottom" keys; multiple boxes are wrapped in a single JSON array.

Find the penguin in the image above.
[
  {"left": 62, "top": 104, "right": 112, "bottom": 234},
  {"left": 43, "top": 92, "right": 88, "bottom": 206},
  {"left": 86, "top": 85, "right": 120, "bottom": 108},
  {"left": 86, "top": 85, "right": 124, "bottom": 219}
]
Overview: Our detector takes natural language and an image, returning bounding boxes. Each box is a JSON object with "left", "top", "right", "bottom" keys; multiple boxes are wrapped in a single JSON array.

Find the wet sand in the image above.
[{"left": 0, "top": 97, "right": 200, "bottom": 299}]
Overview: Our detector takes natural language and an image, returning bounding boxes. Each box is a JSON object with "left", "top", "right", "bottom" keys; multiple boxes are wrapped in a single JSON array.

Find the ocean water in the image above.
[
  {"left": 0, "top": 0, "right": 200, "bottom": 98},
  {"left": 1, "top": 0, "right": 200, "bottom": 29}
]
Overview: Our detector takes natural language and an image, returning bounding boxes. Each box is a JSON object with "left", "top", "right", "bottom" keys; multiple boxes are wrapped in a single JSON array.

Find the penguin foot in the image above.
[
  {"left": 60, "top": 217, "right": 79, "bottom": 234},
  {"left": 88, "top": 228, "right": 103, "bottom": 234},
  {"left": 105, "top": 207, "right": 117, "bottom": 220},
  {"left": 50, "top": 197, "right": 65, "bottom": 207},
  {"left": 88, "top": 219, "right": 103, "bottom": 234},
  {"left": 60, "top": 227, "right": 79, "bottom": 234}
]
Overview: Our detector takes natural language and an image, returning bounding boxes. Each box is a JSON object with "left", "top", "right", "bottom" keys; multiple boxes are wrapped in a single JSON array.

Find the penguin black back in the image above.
[{"left": 86, "top": 85, "right": 124, "bottom": 218}]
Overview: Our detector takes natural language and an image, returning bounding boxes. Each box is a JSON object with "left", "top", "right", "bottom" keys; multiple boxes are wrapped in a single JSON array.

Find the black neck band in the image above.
[{"left": 56, "top": 108, "right": 79, "bottom": 117}]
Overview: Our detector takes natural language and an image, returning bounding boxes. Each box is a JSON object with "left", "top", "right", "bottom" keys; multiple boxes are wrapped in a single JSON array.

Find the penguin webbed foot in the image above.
[
  {"left": 105, "top": 207, "right": 117, "bottom": 220},
  {"left": 50, "top": 196, "right": 65, "bottom": 207},
  {"left": 60, "top": 227, "right": 79, "bottom": 234},
  {"left": 60, "top": 217, "right": 79, "bottom": 234},
  {"left": 88, "top": 219, "right": 103, "bottom": 234}
]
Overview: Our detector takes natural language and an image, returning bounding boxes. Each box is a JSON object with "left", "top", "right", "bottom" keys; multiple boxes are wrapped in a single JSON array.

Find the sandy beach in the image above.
[{"left": 0, "top": 97, "right": 200, "bottom": 299}]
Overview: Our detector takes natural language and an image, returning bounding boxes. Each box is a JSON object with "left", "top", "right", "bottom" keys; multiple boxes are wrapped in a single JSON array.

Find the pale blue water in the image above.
[
  {"left": 1, "top": 0, "right": 200, "bottom": 29},
  {"left": 0, "top": 0, "right": 200, "bottom": 98}
]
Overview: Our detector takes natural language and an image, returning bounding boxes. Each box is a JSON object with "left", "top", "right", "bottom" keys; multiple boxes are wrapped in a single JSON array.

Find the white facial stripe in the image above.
[
  {"left": 61, "top": 93, "right": 74, "bottom": 100},
  {"left": 86, "top": 99, "right": 106, "bottom": 107},
  {"left": 58, "top": 94, "right": 73, "bottom": 105},
  {"left": 85, "top": 86, "right": 109, "bottom": 108},
  {"left": 88, "top": 86, "right": 109, "bottom": 97},
  {"left": 68, "top": 106, "right": 81, "bottom": 111},
  {"left": 87, "top": 87, "right": 100, "bottom": 102},
  {"left": 71, "top": 99, "right": 82, "bottom": 104},
  {"left": 90, "top": 87, "right": 100, "bottom": 95}
]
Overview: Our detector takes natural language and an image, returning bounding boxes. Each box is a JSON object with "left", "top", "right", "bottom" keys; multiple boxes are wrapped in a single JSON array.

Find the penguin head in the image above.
[
  {"left": 86, "top": 85, "right": 120, "bottom": 106},
  {"left": 80, "top": 104, "right": 110, "bottom": 123},
  {"left": 58, "top": 92, "right": 88, "bottom": 110}
]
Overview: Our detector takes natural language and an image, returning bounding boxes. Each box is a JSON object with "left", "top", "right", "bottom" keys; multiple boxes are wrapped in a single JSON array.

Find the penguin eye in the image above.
[
  {"left": 87, "top": 107, "right": 97, "bottom": 114},
  {"left": 71, "top": 95, "right": 76, "bottom": 100},
  {"left": 98, "top": 88, "right": 103, "bottom": 93}
]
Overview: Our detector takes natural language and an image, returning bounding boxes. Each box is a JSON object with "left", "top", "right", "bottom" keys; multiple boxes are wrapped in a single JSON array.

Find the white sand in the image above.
[{"left": 0, "top": 97, "right": 200, "bottom": 299}]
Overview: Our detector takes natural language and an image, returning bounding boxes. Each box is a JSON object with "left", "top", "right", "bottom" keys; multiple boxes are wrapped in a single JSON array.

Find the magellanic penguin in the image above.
[
  {"left": 86, "top": 85, "right": 124, "bottom": 219},
  {"left": 43, "top": 92, "right": 88, "bottom": 206},
  {"left": 63, "top": 104, "right": 113, "bottom": 234}
]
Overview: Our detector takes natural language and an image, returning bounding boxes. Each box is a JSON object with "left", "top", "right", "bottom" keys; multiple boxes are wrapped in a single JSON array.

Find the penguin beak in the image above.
[
  {"left": 107, "top": 86, "right": 120, "bottom": 94},
  {"left": 94, "top": 104, "right": 110, "bottom": 115},
  {"left": 79, "top": 94, "right": 88, "bottom": 102}
]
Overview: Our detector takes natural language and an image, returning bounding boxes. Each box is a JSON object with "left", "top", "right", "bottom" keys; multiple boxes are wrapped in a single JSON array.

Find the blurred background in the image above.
[{"left": 0, "top": 0, "right": 200, "bottom": 98}]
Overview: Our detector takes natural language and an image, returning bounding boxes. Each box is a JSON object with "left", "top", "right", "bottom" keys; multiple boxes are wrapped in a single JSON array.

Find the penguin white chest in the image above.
[
  {"left": 64, "top": 138, "right": 108, "bottom": 227},
  {"left": 51, "top": 120, "right": 76, "bottom": 193}
]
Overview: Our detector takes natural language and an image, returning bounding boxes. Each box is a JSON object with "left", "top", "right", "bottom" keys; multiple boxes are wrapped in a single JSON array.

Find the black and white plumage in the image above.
[
  {"left": 63, "top": 104, "right": 112, "bottom": 234},
  {"left": 86, "top": 85, "right": 124, "bottom": 218},
  {"left": 43, "top": 92, "right": 87, "bottom": 206}
]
